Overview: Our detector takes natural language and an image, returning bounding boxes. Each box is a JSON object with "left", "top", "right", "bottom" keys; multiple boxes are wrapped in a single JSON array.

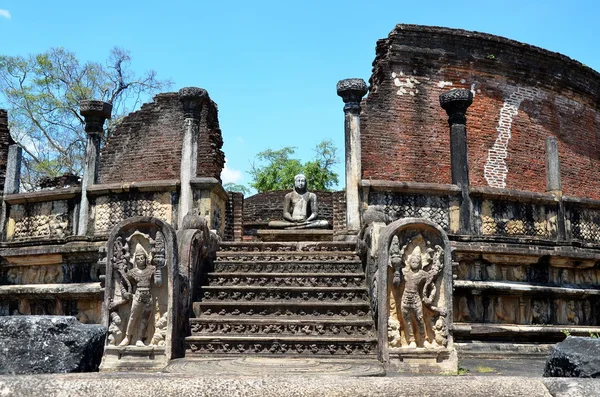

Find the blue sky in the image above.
[{"left": 1, "top": 0, "right": 598, "bottom": 191}]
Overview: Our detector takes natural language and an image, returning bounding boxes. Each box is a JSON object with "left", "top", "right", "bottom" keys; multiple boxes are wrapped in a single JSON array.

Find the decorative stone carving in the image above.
[
  {"left": 10, "top": 201, "right": 71, "bottom": 240},
  {"left": 377, "top": 218, "right": 456, "bottom": 374},
  {"left": 93, "top": 194, "right": 171, "bottom": 235},
  {"left": 388, "top": 233, "right": 445, "bottom": 348},
  {"left": 101, "top": 216, "right": 178, "bottom": 371},
  {"left": 268, "top": 174, "right": 329, "bottom": 229}
]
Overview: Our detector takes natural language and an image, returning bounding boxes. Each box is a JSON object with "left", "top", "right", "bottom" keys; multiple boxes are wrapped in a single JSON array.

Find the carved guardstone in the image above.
[
  {"left": 100, "top": 216, "right": 178, "bottom": 371},
  {"left": 377, "top": 218, "right": 457, "bottom": 374}
]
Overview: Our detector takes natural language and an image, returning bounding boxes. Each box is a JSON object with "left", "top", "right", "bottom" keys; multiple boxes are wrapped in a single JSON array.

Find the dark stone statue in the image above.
[{"left": 268, "top": 174, "right": 329, "bottom": 229}]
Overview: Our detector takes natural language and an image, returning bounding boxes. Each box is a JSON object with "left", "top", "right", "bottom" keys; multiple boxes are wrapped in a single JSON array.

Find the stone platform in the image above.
[{"left": 0, "top": 369, "right": 596, "bottom": 397}]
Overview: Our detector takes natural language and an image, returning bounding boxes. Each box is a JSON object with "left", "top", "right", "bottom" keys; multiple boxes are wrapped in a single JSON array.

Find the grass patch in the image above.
[
  {"left": 474, "top": 365, "right": 495, "bottom": 373},
  {"left": 457, "top": 367, "right": 468, "bottom": 376}
]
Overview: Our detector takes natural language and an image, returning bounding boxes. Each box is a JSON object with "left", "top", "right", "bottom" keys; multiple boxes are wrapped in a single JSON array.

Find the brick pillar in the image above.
[
  {"left": 77, "top": 100, "right": 112, "bottom": 235},
  {"left": 178, "top": 87, "right": 207, "bottom": 228},
  {"left": 337, "top": 78, "right": 368, "bottom": 236},
  {"left": 439, "top": 89, "right": 473, "bottom": 235}
]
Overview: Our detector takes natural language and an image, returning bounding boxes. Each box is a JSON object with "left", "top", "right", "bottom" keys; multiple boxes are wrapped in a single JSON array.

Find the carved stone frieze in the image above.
[
  {"left": 186, "top": 340, "right": 376, "bottom": 356},
  {"left": 189, "top": 321, "right": 373, "bottom": 337},
  {"left": 368, "top": 192, "right": 450, "bottom": 231},
  {"left": 200, "top": 288, "right": 368, "bottom": 302},
  {"left": 209, "top": 274, "right": 364, "bottom": 288},
  {"left": 213, "top": 261, "right": 362, "bottom": 273},
  {"left": 479, "top": 199, "right": 557, "bottom": 238},
  {"left": 569, "top": 206, "right": 600, "bottom": 244},
  {"left": 93, "top": 194, "right": 171, "bottom": 235},
  {"left": 9, "top": 201, "right": 71, "bottom": 240},
  {"left": 194, "top": 303, "right": 369, "bottom": 318}
]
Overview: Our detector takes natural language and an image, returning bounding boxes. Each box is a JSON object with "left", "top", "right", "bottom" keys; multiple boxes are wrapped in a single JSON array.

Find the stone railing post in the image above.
[
  {"left": 178, "top": 87, "right": 207, "bottom": 228},
  {"left": 337, "top": 78, "right": 368, "bottom": 236},
  {"left": 545, "top": 136, "right": 567, "bottom": 240},
  {"left": 439, "top": 89, "right": 473, "bottom": 235},
  {"left": 77, "top": 100, "right": 112, "bottom": 235}
]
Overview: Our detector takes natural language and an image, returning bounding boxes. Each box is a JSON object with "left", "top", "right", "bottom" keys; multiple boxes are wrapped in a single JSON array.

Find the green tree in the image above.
[
  {"left": 249, "top": 140, "right": 339, "bottom": 193},
  {"left": 0, "top": 47, "right": 171, "bottom": 189},
  {"left": 223, "top": 182, "right": 251, "bottom": 195}
]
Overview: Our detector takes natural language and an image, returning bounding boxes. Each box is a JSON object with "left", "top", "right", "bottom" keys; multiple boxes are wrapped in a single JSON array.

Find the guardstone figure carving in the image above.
[
  {"left": 388, "top": 233, "right": 446, "bottom": 349},
  {"left": 101, "top": 217, "right": 178, "bottom": 371},
  {"left": 377, "top": 219, "right": 456, "bottom": 374},
  {"left": 108, "top": 231, "right": 166, "bottom": 347},
  {"left": 268, "top": 174, "right": 329, "bottom": 229}
]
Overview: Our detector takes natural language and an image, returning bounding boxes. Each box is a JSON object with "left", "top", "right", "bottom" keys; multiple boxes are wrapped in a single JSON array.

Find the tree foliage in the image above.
[
  {"left": 223, "top": 182, "right": 251, "bottom": 195},
  {"left": 0, "top": 47, "right": 171, "bottom": 189},
  {"left": 249, "top": 140, "right": 339, "bottom": 193}
]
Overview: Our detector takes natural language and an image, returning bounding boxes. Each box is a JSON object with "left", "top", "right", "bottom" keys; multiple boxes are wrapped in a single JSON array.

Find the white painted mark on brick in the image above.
[
  {"left": 392, "top": 72, "right": 421, "bottom": 96},
  {"left": 484, "top": 87, "right": 542, "bottom": 188},
  {"left": 437, "top": 81, "right": 453, "bottom": 89}
]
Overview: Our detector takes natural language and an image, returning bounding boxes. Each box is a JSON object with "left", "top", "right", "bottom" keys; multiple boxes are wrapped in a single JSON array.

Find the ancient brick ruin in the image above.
[{"left": 1, "top": 24, "right": 599, "bottom": 374}]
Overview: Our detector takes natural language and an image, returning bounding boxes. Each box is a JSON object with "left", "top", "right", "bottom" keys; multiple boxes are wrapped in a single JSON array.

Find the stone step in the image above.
[
  {"left": 218, "top": 241, "right": 356, "bottom": 253},
  {"left": 189, "top": 317, "right": 375, "bottom": 337},
  {"left": 185, "top": 335, "right": 377, "bottom": 356},
  {"left": 199, "top": 286, "right": 368, "bottom": 302},
  {"left": 213, "top": 260, "right": 362, "bottom": 274},
  {"left": 192, "top": 301, "right": 370, "bottom": 318},
  {"left": 206, "top": 272, "right": 365, "bottom": 288}
]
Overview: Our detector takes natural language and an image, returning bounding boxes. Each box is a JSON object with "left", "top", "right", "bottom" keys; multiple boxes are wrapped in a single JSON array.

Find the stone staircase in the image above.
[{"left": 185, "top": 241, "right": 377, "bottom": 357}]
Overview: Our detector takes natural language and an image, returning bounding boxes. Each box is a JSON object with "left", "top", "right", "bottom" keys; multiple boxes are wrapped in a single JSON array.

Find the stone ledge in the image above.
[
  {"left": 451, "top": 240, "right": 600, "bottom": 261},
  {"left": 4, "top": 187, "right": 81, "bottom": 204},
  {"left": 0, "top": 282, "right": 102, "bottom": 299},
  {"left": 455, "top": 324, "right": 600, "bottom": 337},
  {"left": 469, "top": 186, "right": 559, "bottom": 204},
  {"left": 453, "top": 280, "right": 600, "bottom": 296},
  {"left": 87, "top": 179, "right": 179, "bottom": 195},
  {"left": 361, "top": 180, "right": 461, "bottom": 195}
]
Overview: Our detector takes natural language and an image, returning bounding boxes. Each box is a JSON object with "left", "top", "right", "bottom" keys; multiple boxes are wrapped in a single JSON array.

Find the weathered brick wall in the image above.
[
  {"left": 98, "top": 92, "right": 224, "bottom": 184},
  {"left": 243, "top": 190, "right": 334, "bottom": 226},
  {"left": 332, "top": 191, "right": 347, "bottom": 234},
  {"left": 362, "top": 25, "right": 600, "bottom": 199},
  {"left": 0, "top": 110, "right": 14, "bottom": 192},
  {"left": 224, "top": 191, "right": 244, "bottom": 241}
]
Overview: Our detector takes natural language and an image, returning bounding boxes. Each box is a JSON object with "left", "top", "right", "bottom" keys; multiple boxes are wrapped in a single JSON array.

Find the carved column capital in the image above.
[
  {"left": 178, "top": 87, "right": 207, "bottom": 119},
  {"left": 79, "top": 100, "right": 112, "bottom": 134},
  {"left": 439, "top": 89, "right": 473, "bottom": 125},
  {"left": 337, "top": 78, "right": 368, "bottom": 113}
]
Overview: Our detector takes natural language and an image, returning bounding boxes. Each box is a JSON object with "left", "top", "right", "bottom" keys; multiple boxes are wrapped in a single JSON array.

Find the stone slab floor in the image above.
[{"left": 0, "top": 357, "right": 597, "bottom": 397}]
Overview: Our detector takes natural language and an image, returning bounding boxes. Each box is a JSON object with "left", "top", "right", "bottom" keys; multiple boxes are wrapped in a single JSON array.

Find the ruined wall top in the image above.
[
  {"left": 97, "top": 92, "right": 224, "bottom": 184},
  {"left": 361, "top": 24, "right": 600, "bottom": 200},
  {"left": 0, "top": 110, "right": 15, "bottom": 192}
]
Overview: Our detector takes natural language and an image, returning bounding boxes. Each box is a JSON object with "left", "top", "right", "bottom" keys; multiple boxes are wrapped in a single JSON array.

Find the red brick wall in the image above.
[
  {"left": 98, "top": 92, "right": 224, "bottom": 184},
  {"left": 361, "top": 25, "right": 600, "bottom": 199}
]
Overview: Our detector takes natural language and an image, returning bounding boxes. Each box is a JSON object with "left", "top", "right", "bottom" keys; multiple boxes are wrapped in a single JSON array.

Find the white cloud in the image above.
[
  {"left": 221, "top": 158, "right": 243, "bottom": 184},
  {"left": 0, "top": 9, "right": 11, "bottom": 19}
]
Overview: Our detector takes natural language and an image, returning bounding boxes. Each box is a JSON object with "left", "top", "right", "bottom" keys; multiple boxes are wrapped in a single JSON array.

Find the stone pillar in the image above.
[
  {"left": 439, "top": 89, "right": 473, "bottom": 235},
  {"left": 545, "top": 136, "right": 566, "bottom": 240},
  {"left": 1, "top": 144, "right": 22, "bottom": 240},
  {"left": 77, "top": 100, "right": 112, "bottom": 235},
  {"left": 337, "top": 78, "right": 368, "bottom": 236},
  {"left": 178, "top": 87, "right": 207, "bottom": 228},
  {"left": 545, "top": 137, "right": 561, "bottom": 192}
]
